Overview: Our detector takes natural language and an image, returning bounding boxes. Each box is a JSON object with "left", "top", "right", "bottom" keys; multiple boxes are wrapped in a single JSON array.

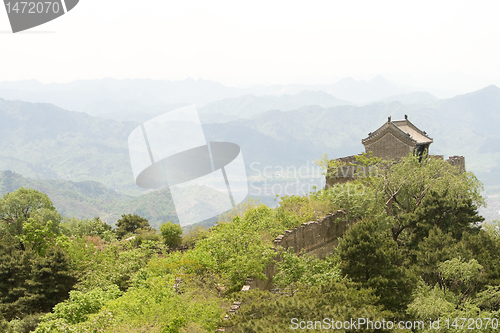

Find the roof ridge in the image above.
[
  {"left": 392, "top": 119, "right": 432, "bottom": 140},
  {"left": 362, "top": 122, "right": 416, "bottom": 145}
]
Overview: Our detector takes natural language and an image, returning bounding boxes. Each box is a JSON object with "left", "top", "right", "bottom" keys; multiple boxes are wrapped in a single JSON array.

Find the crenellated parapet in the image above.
[{"left": 446, "top": 155, "right": 466, "bottom": 172}]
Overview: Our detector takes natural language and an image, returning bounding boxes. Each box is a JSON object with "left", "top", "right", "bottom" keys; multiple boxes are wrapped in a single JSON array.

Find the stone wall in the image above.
[
  {"left": 326, "top": 154, "right": 466, "bottom": 188},
  {"left": 249, "top": 210, "right": 351, "bottom": 291},
  {"left": 325, "top": 155, "right": 378, "bottom": 188},
  {"left": 364, "top": 132, "right": 414, "bottom": 160},
  {"left": 446, "top": 155, "right": 466, "bottom": 172}
]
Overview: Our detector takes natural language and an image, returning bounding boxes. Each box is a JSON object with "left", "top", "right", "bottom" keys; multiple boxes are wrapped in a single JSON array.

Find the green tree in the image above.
[
  {"left": 405, "top": 190, "right": 483, "bottom": 249},
  {"left": 22, "top": 247, "right": 77, "bottom": 314},
  {"left": 160, "top": 221, "right": 183, "bottom": 249},
  {"left": 227, "top": 281, "right": 394, "bottom": 332},
  {"left": 62, "top": 217, "right": 115, "bottom": 242},
  {"left": 336, "top": 217, "right": 416, "bottom": 313},
  {"left": 274, "top": 249, "right": 340, "bottom": 288},
  {"left": 0, "top": 227, "right": 76, "bottom": 320},
  {"left": 461, "top": 229, "right": 500, "bottom": 288},
  {"left": 356, "top": 152, "right": 484, "bottom": 245},
  {"left": 16, "top": 218, "right": 56, "bottom": 256},
  {"left": 407, "top": 259, "right": 493, "bottom": 333},
  {"left": 0, "top": 188, "right": 61, "bottom": 242},
  {"left": 0, "top": 230, "right": 33, "bottom": 320},
  {"left": 196, "top": 215, "right": 274, "bottom": 293},
  {"left": 115, "top": 214, "right": 151, "bottom": 239},
  {"left": 36, "top": 285, "right": 122, "bottom": 329},
  {"left": 413, "top": 227, "right": 471, "bottom": 287},
  {"left": 181, "top": 226, "right": 209, "bottom": 248}
]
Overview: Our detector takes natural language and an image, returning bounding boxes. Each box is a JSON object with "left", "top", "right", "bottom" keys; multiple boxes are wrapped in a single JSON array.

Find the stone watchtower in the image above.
[
  {"left": 325, "top": 115, "right": 465, "bottom": 187},
  {"left": 361, "top": 115, "right": 433, "bottom": 160}
]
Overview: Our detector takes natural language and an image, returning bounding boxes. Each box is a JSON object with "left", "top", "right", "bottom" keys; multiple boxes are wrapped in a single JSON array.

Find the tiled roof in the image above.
[{"left": 362, "top": 117, "right": 433, "bottom": 146}]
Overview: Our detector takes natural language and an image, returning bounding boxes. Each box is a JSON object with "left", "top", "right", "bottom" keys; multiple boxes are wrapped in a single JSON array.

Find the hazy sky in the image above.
[{"left": 1, "top": 0, "right": 499, "bottom": 92}]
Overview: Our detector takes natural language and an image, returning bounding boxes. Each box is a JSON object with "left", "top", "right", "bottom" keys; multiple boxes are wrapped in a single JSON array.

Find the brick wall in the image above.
[
  {"left": 446, "top": 155, "right": 466, "bottom": 172},
  {"left": 249, "top": 210, "right": 351, "bottom": 290},
  {"left": 364, "top": 132, "right": 414, "bottom": 160}
]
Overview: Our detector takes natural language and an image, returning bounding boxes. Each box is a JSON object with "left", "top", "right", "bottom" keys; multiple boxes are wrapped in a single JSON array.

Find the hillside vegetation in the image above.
[{"left": 2, "top": 153, "right": 499, "bottom": 332}]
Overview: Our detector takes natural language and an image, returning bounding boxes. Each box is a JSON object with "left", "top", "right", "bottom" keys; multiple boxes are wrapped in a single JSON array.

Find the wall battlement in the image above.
[
  {"left": 249, "top": 210, "right": 352, "bottom": 290},
  {"left": 325, "top": 154, "right": 466, "bottom": 187}
]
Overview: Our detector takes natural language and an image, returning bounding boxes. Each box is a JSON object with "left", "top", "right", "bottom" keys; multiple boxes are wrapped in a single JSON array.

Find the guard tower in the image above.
[{"left": 361, "top": 115, "right": 433, "bottom": 160}]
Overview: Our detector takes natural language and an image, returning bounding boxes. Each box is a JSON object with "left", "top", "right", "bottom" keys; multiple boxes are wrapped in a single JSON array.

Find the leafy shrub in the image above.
[
  {"left": 132, "top": 227, "right": 162, "bottom": 247},
  {"left": 274, "top": 249, "right": 341, "bottom": 288},
  {"left": 196, "top": 214, "right": 275, "bottom": 293},
  {"left": 160, "top": 221, "right": 183, "bottom": 249},
  {"left": 115, "top": 214, "right": 151, "bottom": 239},
  {"left": 73, "top": 241, "right": 162, "bottom": 292},
  {"left": 62, "top": 217, "right": 116, "bottom": 243},
  {"left": 35, "top": 285, "right": 122, "bottom": 332},
  {"left": 9, "top": 313, "right": 42, "bottom": 333},
  {"left": 36, "top": 275, "right": 224, "bottom": 333},
  {"left": 181, "top": 226, "right": 209, "bottom": 248}
]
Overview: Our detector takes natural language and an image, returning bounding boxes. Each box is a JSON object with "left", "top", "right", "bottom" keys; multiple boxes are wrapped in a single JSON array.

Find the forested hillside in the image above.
[
  {"left": 1, "top": 153, "right": 499, "bottom": 332},
  {"left": 0, "top": 171, "right": 178, "bottom": 229},
  {"left": 1, "top": 84, "right": 500, "bottom": 221}
]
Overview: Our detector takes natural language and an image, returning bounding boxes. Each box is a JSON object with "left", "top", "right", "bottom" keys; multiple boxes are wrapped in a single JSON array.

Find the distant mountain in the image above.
[
  {"left": 0, "top": 78, "right": 242, "bottom": 113},
  {"left": 0, "top": 170, "right": 178, "bottom": 228},
  {"left": 244, "top": 76, "right": 411, "bottom": 104},
  {"left": 0, "top": 98, "right": 327, "bottom": 193},
  {"left": 1, "top": 84, "right": 500, "bottom": 221},
  {"left": 0, "top": 98, "right": 139, "bottom": 194},
  {"left": 2, "top": 85, "right": 499, "bottom": 184},
  {"left": 401, "top": 85, "right": 500, "bottom": 156},
  {"left": 81, "top": 100, "right": 189, "bottom": 123},
  {"left": 228, "top": 102, "right": 411, "bottom": 158},
  {"left": 198, "top": 90, "right": 350, "bottom": 123},
  {"left": 378, "top": 91, "right": 439, "bottom": 106},
  {"left": 0, "top": 77, "right": 457, "bottom": 120},
  {"left": 324, "top": 76, "right": 410, "bottom": 104}
]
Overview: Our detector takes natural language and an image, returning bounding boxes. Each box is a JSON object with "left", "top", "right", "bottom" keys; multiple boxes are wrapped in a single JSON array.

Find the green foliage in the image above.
[
  {"left": 407, "top": 255, "right": 498, "bottom": 332},
  {"left": 217, "top": 197, "right": 261, "bottom": 224},
  {"left": 438, "top": 258, "right": 483, "bottom": 301},
  {"left": 0, "top": 187, "right": 61, "bottom": 237},
  {"left": 227, "top": 281, "right": 394, "bottom": 332},
  {"left": 336, "top": 217, "right": 417, "bottom": 313},
  {"left": 0, "top": 230, "right": 33, "bottom": 320},
  {"left": 181, "top": 226, "right": 209, "bottom": 248},
  {"left": 36, "top": 275, "right": 224, "bottom": 333},
  {"left": 35, "top": 285, "right": 122, "bottom": 331},
  {"left": 461, "top": 229, "right": 500, "bottom": 287},
  {"left": 413, "top": 227, "right": 471, "bottom": 287},
  {"left": 278, "top": 182, "right": 384, "bottom": 224},
  {"left": 132, "top": 227, "right": 162, "bottom": 247},
  {"left": 8, "top": 313, "right": 42, "bottom": 333},
  {"left": 196, "top": 214, "right": 275, "bottom": 293},
  {"left": 15, "top": 219, "right": 57, "bottom": 255},
  {"left": 73, "top": 240, "right": 164, "bottom": 292},
  {"left": 274, "top": 249, "right": 340, "bottom": 288},
  {"left": 0, "top": 231, "right": 77, "bottom": 321},
  {"left": 24, "top": 246, "right": 78, "bottom": 314},
  {"left": 160, "top": 221, "right": 183, "bottom": 249},
  {"left": 145, "top": 248, "right": 214, "bottom": 280},
  {"left": 405, "top": 190, "right": 483, "bottom": 248},
  {"left": 61, "top": 217, "right": 116, "bottom": 242},
  {"left": 356, "top": 152, "right": 485, "bottom": 244},
  {"left": 115, "top": 213, "right": 151, "bottom": 239}
]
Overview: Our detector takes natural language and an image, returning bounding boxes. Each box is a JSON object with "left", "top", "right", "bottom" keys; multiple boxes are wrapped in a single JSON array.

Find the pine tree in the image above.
[
  {"left": 336, "top": 218, "right": 416, "bottom": 313},
  {"left": 22, "top": 247, "right": 77, "bottom": 313}
]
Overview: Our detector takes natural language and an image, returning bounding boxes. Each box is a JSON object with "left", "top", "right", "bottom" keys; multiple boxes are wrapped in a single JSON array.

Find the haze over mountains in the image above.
[
  {"left": 0, "top": 76, "right": 455, "bottom": 119},
  {"left": 0, "top": 76, "right": 498, "bottom": 224}
]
